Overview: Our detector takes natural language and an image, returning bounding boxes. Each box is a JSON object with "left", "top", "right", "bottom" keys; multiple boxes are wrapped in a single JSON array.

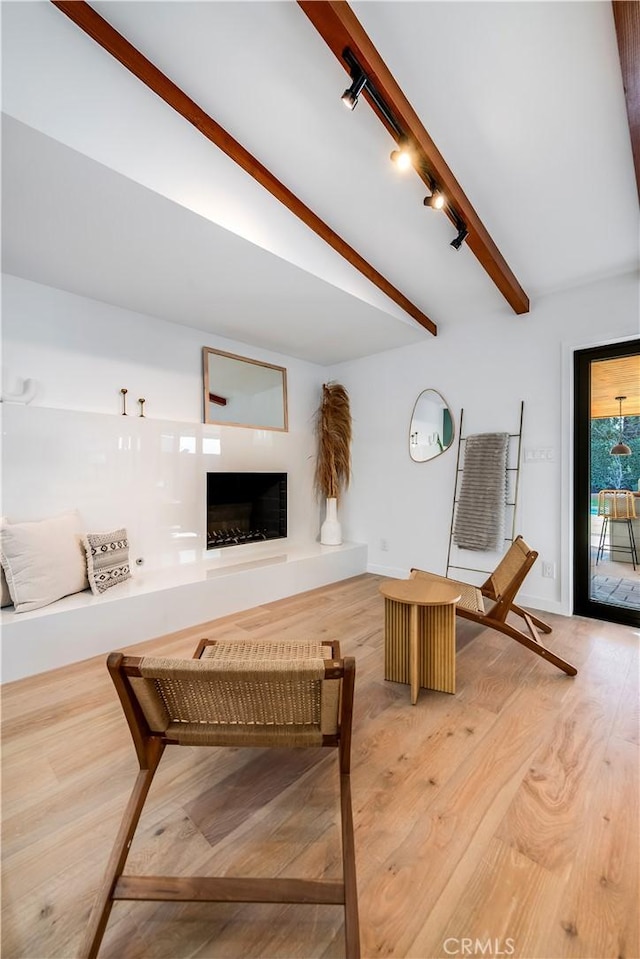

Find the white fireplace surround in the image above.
[
  {"left": 0, "top": 403, "right": 367, "bottom": 682},
  {"left": 0, "top": 537, "right": 366, "bottom": 683}
]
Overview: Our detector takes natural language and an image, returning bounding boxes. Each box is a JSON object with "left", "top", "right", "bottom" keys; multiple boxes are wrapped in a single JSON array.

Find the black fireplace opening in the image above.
[{"left": 207, "top": 472, "right": 287, "bottom": 549}]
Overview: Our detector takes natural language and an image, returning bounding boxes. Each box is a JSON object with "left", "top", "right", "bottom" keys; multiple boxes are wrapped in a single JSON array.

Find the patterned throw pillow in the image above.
[
  {"left": 0, "top": 565, "right": 11, "bottom": 608},
  {"left": 0, "top": 517, "right": 11, "bottom": 608},
  {"left": 83, "top": 529, "right": 131, "bottom": 595}
]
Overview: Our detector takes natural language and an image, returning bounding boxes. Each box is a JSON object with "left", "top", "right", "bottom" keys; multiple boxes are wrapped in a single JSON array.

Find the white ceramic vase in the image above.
[{"left": 320, "top": 497, "right": 342, "bottom": 546}]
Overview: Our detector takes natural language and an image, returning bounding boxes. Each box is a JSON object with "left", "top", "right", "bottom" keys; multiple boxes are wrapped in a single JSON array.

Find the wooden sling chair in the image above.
[
  {"left": 81, "top": 638, "right": 359, "bottom": 959},
  {"left": 411, "top": 535, "right": 577, "bottom": 676}
]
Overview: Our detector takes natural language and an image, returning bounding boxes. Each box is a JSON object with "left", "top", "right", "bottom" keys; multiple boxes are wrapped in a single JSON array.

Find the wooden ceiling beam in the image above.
[
  {"left": 50, "top": 0, "right": 437, "bottom": 336},
  {"left": 298, "top": 0, "right": 530, "bottom": 315},
  {"left": 612, "top": 0, "right": 640, "bottom": 203}
]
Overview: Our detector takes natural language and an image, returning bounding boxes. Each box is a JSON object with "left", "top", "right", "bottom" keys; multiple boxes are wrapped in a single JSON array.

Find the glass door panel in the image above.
[{"left": 574, "top": 341, "right": 640, "bottom": 625}]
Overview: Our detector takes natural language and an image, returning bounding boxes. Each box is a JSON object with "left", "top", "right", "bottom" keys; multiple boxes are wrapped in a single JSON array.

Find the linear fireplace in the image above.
[{"left": 206, "top": 472, "right": 287, "bottom": 549}]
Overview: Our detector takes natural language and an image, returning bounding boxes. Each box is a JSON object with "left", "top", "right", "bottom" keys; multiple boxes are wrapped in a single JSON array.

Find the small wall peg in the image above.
[
  {"left": 120, "top": 388, "right": 128, "bottom": 415},
  {"left": 138, "top": 398, "right": 146, "bottom": 418},
  {"left": 1, "top": 376, "right": 38, "bottom": 405}
]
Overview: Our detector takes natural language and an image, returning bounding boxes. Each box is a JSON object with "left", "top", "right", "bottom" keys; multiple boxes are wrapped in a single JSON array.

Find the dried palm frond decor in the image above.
[{"left": 314, "top": 382, "right": 352, "bottom": 545}]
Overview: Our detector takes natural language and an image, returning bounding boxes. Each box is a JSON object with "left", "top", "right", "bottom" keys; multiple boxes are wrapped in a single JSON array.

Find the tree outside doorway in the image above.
[{"left": 590, "top": 414, "right": 640, "bottom": 503}]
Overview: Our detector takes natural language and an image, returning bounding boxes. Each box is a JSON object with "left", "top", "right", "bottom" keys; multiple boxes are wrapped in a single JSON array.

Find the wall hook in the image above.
[
  {"left": 138, "top": 397, "right": 146, "bottom": 418},
  {"left": 1, "top": 376, "right": 38, "bottom": 405},
  {"left": 120, "top": 388, "right": 128, "bottom": 415}
]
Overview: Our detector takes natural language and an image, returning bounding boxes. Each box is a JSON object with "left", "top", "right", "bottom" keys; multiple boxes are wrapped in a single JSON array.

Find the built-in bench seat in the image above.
[{"left": 0, "top": 540, "right": 367, "bottom": 683}]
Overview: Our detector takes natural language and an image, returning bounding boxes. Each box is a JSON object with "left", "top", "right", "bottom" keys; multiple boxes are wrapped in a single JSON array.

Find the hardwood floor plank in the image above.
[
  {"left": 407, "top": 836, "right": 564, "bottom": 959},
  {"left": 185, "top": 750, "right": 330, "bottom": 848},
  {"left": 536, "top": 734, "right": 639, "bottom": 959},
  {"left": 358, "top": 690, "right": 558, "bottom": 957},
  {"left": 494, "top": 684, "right": 623, "bottom": 870},
  {"left": 348, "top": 699, "right": 498, "bottom": 873},
  {"left": 2, "top": 574, "right": 637, "bottom": 959}
]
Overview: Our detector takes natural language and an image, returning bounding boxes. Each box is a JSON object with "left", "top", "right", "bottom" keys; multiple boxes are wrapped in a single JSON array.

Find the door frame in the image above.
[{"left": 573, "top": 338, "right": 640, "bottom": 626}]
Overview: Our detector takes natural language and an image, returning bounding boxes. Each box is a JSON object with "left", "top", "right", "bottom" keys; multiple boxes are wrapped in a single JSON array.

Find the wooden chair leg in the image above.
[
  {"left": 486, "top": 618, "right": 577, "bottom": 676},
  {"left": 509, "top": 603, "right": 552, "bottom": 634},
  {"left": 339, "top": 772, "right": 360, "bottom": 959},
  {"left": 79, "top": 746, "right": 163, "bottom": 959}
]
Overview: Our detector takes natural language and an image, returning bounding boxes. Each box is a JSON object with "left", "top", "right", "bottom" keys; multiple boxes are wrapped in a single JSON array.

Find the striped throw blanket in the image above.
[{"left": 453, "top": 432, "right": 509, "bottom": 551}]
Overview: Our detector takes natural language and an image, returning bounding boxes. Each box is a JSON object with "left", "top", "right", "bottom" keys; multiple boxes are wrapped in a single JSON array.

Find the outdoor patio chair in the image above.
[
  {"left": 595, "top": 489, "right": 638, "bottom": 570},
  {"left": 80, "top": 638, "right": 359, "bottom": 959},
  {"left": 411, "top": 535, "right": 577, "bottom": 676}
]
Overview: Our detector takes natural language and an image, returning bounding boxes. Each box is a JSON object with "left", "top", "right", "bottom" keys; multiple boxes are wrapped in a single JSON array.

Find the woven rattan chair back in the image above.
[
  {"left": 130, "top": 650, "right": 339, "bottom": 747},
  {"left": 597, "top": 490, "right": 637, "bottom": 520},
  {"left": 485, "top": 535, "right": 533, "bottom": 605},
  {"left": 81, "top": 638, "right": 359, "bottom": 959}
]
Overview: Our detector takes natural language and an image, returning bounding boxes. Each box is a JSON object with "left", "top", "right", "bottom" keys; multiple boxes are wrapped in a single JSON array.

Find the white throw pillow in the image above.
[{"left": 0, "top": 510, "right": 89, "bottom": 613}]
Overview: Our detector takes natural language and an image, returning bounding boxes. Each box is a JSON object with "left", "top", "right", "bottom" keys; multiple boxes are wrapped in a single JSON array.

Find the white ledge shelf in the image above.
[{"left": 1, "top": 541, "right": 367, "bottom": 683}]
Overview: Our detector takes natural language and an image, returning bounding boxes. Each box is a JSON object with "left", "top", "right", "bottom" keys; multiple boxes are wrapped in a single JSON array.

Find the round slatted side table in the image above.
[{"left": 379, "top": 577, "right": 461, "bottom": 704}]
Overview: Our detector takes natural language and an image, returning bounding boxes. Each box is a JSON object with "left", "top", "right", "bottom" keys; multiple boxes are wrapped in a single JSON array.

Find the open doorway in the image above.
[{"left": 574, "top": 340, "right": 640, "bottom": 626}]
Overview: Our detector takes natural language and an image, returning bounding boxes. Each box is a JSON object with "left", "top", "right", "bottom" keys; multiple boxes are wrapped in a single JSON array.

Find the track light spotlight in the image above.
[
  {"left": 341, "top": 72, "right": 367, "bottom": 110},
  {"left": 390, "top": 139, "right": 413, "bottom": 172},
  {"left": 450, "top": 223, "right": 468, "bottom": 250},
  {"left": 423, "top": 190, "right": 445, "bottom": 210}
]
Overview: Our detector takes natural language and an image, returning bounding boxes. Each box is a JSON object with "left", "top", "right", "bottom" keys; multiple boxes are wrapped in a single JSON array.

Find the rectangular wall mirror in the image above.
[{"left": 203, "top": 347, "right": 288, "bottom": 431}]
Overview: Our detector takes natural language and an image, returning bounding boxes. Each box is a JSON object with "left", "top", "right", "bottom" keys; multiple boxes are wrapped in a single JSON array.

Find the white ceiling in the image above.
[{"left": 1, "top": 0, "right": 638, "bottom": 366}]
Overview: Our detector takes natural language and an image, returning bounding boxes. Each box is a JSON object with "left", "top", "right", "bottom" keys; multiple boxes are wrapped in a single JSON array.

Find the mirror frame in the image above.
[
  {"left": 409, "top": 389, "right": 455, "bottom": 462},
  {"left": 202, "top": 347, "right": 288, "bottom": 432}
]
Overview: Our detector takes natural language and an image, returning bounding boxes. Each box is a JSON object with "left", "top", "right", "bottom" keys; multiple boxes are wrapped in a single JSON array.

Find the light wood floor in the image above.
[{"left": 2, "top": 573, "right": 638, "bottom": 959}]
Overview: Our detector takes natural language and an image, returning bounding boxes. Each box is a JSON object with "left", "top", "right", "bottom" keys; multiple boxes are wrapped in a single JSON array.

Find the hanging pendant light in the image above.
[{"left": 610, "top": 395, "right": 632, "bottom": 455}]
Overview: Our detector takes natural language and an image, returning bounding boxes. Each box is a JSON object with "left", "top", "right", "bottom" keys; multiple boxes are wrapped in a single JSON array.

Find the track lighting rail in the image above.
[
  {"left": 341, "top": 47, "right": 469, "bottom": 251},
  {"left": 298, "top": 0, "right": 529, "bottom": 314},
  {"left": 342, "top": 48, "right": 403, "bottom": 138}
]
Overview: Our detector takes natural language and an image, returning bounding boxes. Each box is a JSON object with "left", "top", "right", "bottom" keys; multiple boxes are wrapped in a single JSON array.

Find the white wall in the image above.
[
  {"left": 3, "top": 270, "right": 639, "bottom": 617},
  {"left": 1, "top": 274, "right": 327, "bottom": 567},
  {"left": 330, "top": 270, "right": 640, "bottom": 615}
]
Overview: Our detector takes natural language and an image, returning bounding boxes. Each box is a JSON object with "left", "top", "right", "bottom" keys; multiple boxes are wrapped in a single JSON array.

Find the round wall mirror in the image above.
[{"left": 409, "top": 389, "right": 455, "bottom": 462}]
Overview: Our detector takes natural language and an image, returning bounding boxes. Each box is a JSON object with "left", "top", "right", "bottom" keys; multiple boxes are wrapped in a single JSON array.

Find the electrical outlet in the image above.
[
  {"left": 542, "top": 561, "right": 556, "bottom": 579},
  {"left": 380, "top": 539, "right": 389, "bottom": 552}
]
